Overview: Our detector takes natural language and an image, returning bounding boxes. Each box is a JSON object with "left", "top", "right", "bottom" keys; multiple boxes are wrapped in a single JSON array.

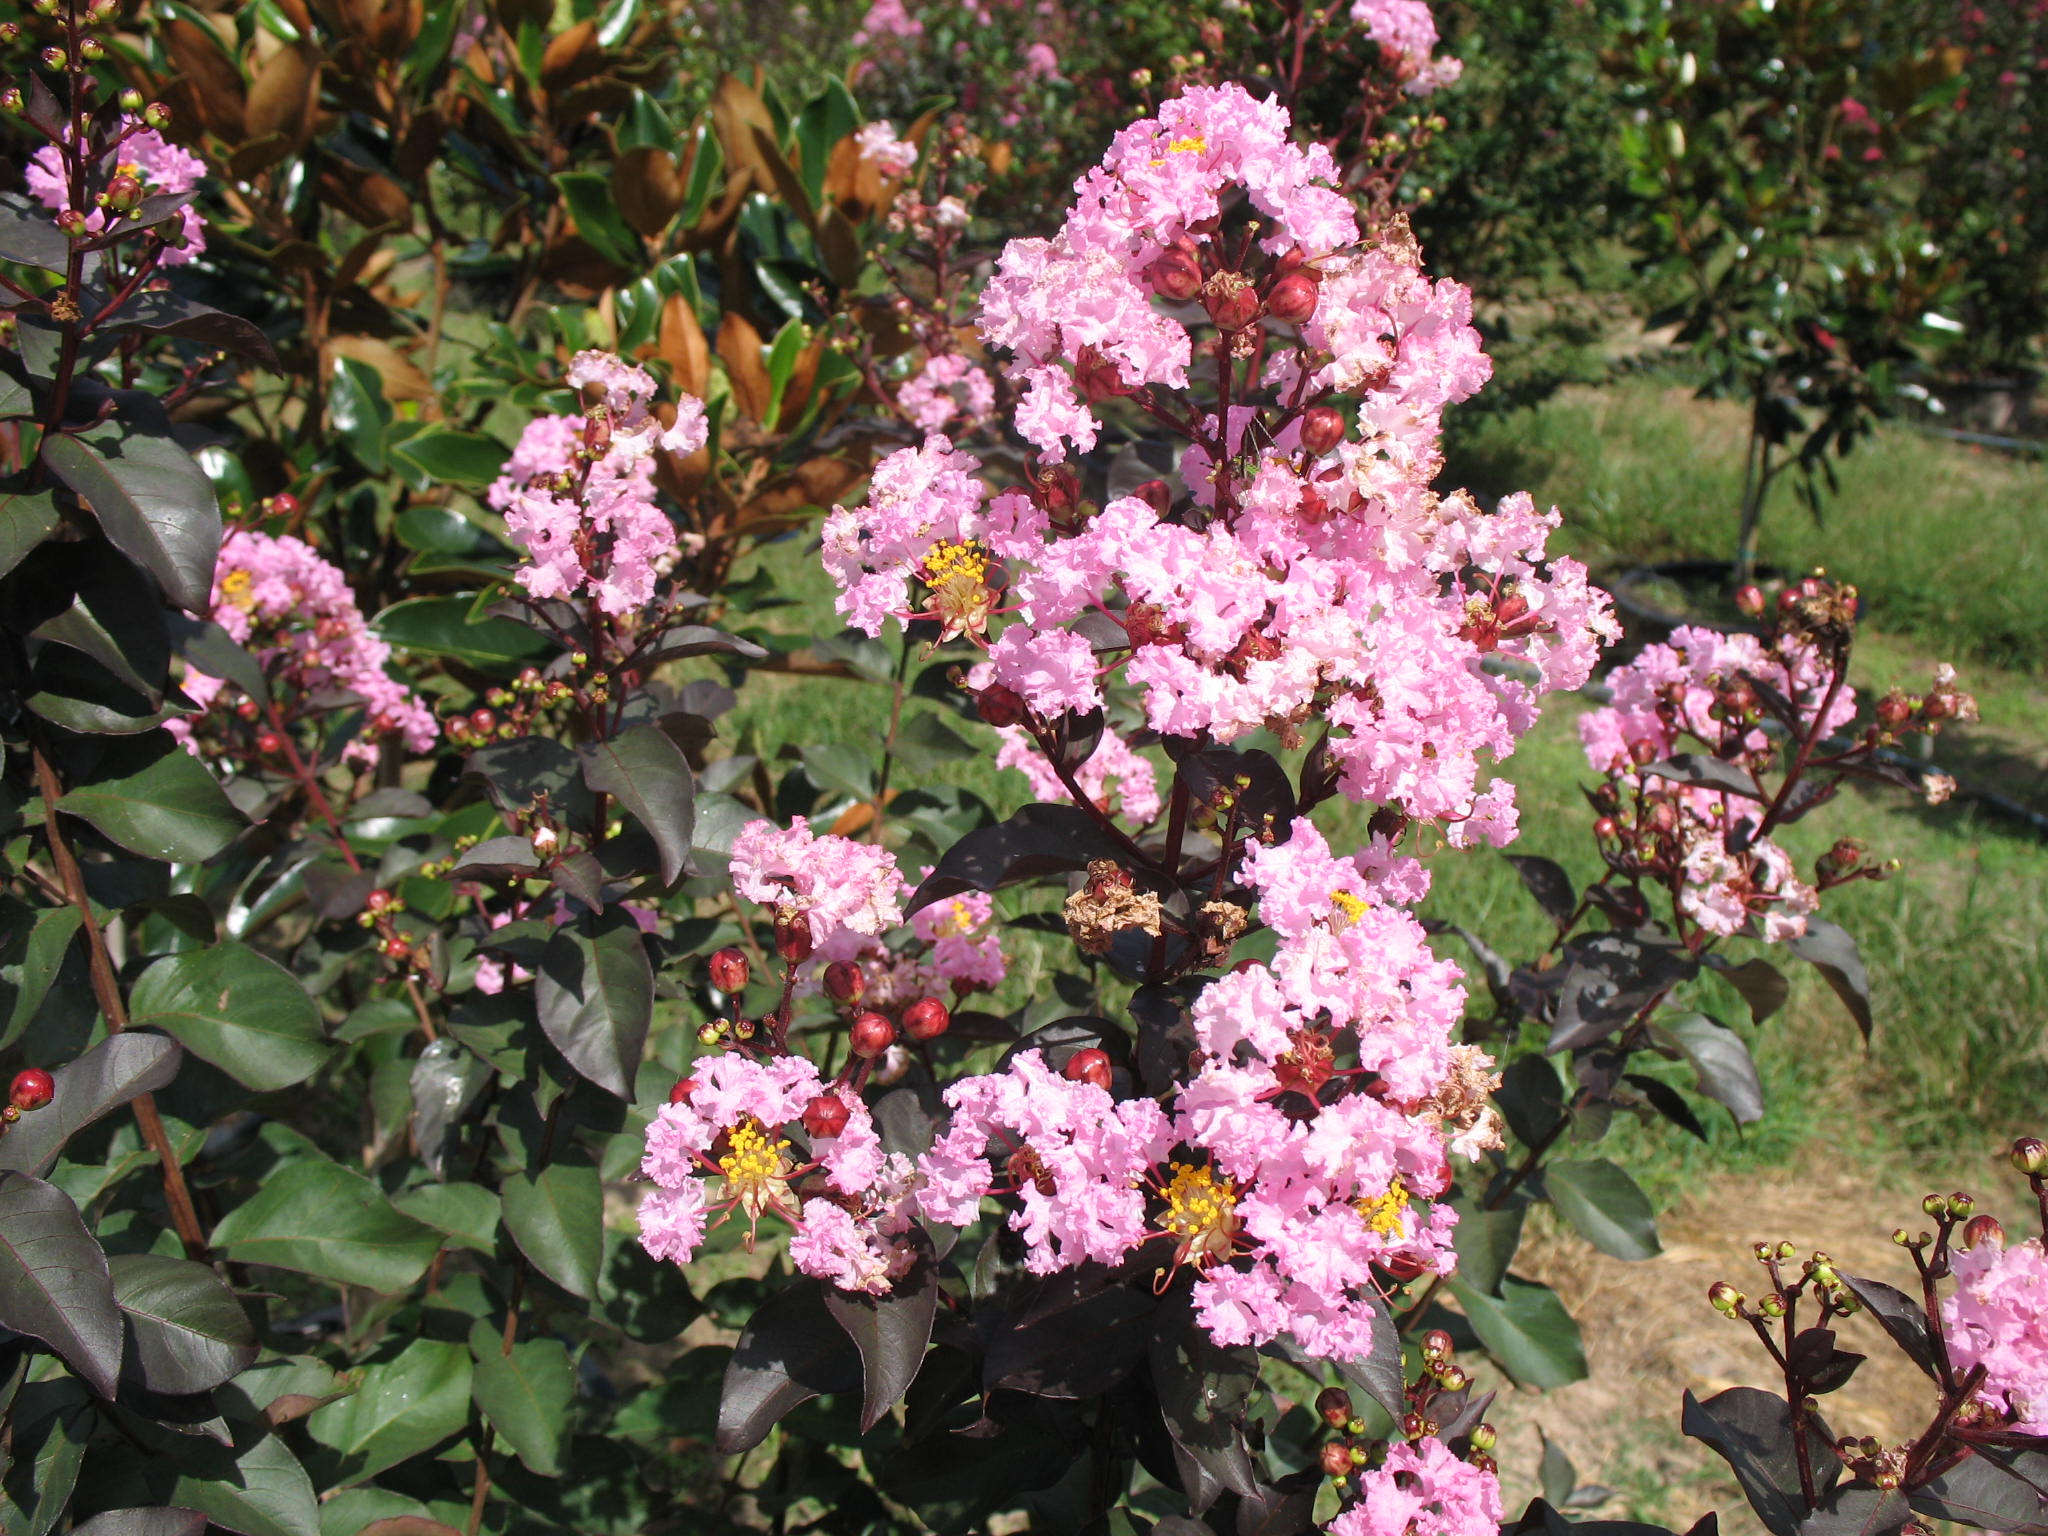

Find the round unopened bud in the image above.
[
  {"left": 1758, "top": 1291, "right": 1787, "bottom": 1318},
  {"left": 1775, "top": 1239, "right": 1798, "bottom": 1261},
  {"left": 1437, "top": 1365, "right": 1469, "bottom": 1391},
  {"left": 1131, "top": 479, "right": 1173, "bottom": 517},
  {"left": 1267, "top": 267, "right": 1320, "bottom": 324},
  {"left": 1594, "top": 815, "right": 1618, "bottom": 839},
  {"left": 55, "top": 208, "right": 89, "bottom": 238},
  {"left": 708, "top": 947, "right": 749, "bottom": 994},
  {"left": 815, "top": 960, "right": 863, "bottom": 1005},
  {"left": 977, "top": 683, "right": 1027, "bottom": 729},
  {"left": 1316, "top": 1387, "right": 1353, "bottom": 1427},
  {"left": 802, "top": 1093, "right": 850, "bottom": 1139},
  {"left": 1300, "top": 405, "right": 1345, "bottom": 456},
  {"left": 850, "top": 1012, "right": 896, "bottom": 1059},
  {"left": 668, "top": 1077, "right": 698, "bottom": 1104},
  {"left": 381, "top": 935, "right": 411, "bottom": 960},
  {"left": 1469, "top": 1423, "right": 1498, "bottom": 1453},
  {"left": 143, "top": 101, "right": 171, "bottom": 130},
  {"left": 79, "top": 37, "right": 105, "bottom": 60},
  {"left": 41, "top": 47, "right": 67, "bottom": 70},
  {"left": 1734, "top": 584, "right": 1765, "bottom": 618},
  {"left": 1708, "top": 1281, "right": 1743, "bottom": 1315},
  {"left": 1923, "top": 1193, "right": 1948, "bottom": 1218},
  {"left": 1320, "top": 1442, "right": 1354, "bottom": 1477},
  {"left": 2012, "top": 1137, "right": 2047, "bottom": 1174},
  {"left": 365, "top": 888, "right": 394, "bottom": 914},
  {"left": 256, "top": 731, "right": 285, "bottom": 756},
  {"left": 0, "top": 89, "right": 20, "bottom": 115},
  {"left": 1960, "top": 1213, "right": 2005, "bottom": 1251},
  {"left": 530, "top": 825, "right": 558, "bottom": 856},
  {"left": 119, "top": 87, "right": 144, "bottom": 112},
  {"left": 774, "top": 908, "right": 815, "bottom": 964},
  {"left": 101, "top": 172, "right": 144, "bottom": 213},
  {"left": 1203, "top": 276, "right": 1263, "bottom": 331},
  {"left": 9, "top": 1068, "right": 55, "bottom": 1113},
  {"left": 1421, "top": 1328, "right": 1454, "bottom": 1359},
  {"left": 1062, "top": 1047, "right": 1113, "bottom": 1090},
  {"left": 1949, "top": 1191, "right": 1974, "bottom": 1219},
  {"left": 1145, "top": 247, "right": 1204, "bottom": 301},
  {"left": 903, "top": 996, "right": 951, "bottom": 1041},
  {"left": 696, "top": 1020, "right": 726, "bottom": 1046}
]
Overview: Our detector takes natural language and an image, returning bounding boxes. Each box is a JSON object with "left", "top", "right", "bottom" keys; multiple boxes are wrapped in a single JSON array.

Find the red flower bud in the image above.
[
  {"left": 708, "top": 947, "right": 749, "bottom": 994},
  {"left": 9, "top": 1068, "right": 54, "bottom": 1112},
  {"left": 256, "top": 731, "right": 285, "bottom": 756},
  {"left": 1734, "top": 584, "right": 1765, "bottom": 618},
  {"left": 1266, "top": 267, "right": 1320, "bottom": 324},
  {"left": 977, "top": 683, "right": 1028, "bottom": 729},
  {"left": 1315, "top": 1386, "right": 1354, "bottom": 1427},
  {"left": 1960, "top": 1213, "right": 2006, "bottom": 1251},
  {"left": 1203, "top": 275, "right": 1262, "bottom": 331},
  {"left": 1074, "top": 346, "right": 1129, "bottom": 404},
  {"left": 823, "top": 960, "right": 867, "bottom": 1004},
  {"left": 774, "top": 908, "right": 815, "bottom": 964},
  {"left": 1145, "top": 247, "right": 1204, "bottom": 301},
  {"left": 1299, "top": 406, "right": 1345, "bottom": 456},
  {"left": 469, "top": 708, "right": 496, "bottom": 734},
  {"left": 669, "top": 1077, "right": 699, "bottom": 1104},
  {"left": 903, "top": 996, "right": 950, "bottom": 1041},
  {"left": 802, "top": 1093, "right": 851, "bottom": 1138},
  {"left": 1062, "top": 1047, "right": 1112, "bottom": 1090},
  {"left": 850, "top": 1012, "right": 896, "bottom": 1058},
  {"left": 1421, "top": 1329, "right": 1454, "bottom": 1358},
  {"left": 1319, "top": 1442, "right": 1354, "bottom": 1477},
  {"left": 1130, "top": 479, "right": 1172, "bottom": 517},
  {"left": 235, "top": 698, "right": 261, "bottom": 721},
  {"left": 365, "top": 888, "right": 394, "bottom": 913}
]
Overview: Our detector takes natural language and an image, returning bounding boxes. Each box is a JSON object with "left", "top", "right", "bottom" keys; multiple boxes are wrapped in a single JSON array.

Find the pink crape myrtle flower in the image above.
[
  {"left": 1328, "top": 1435, "right": 1505, "bottom": 1536},
  {"left": 856, "top": 121, "right": 919, "bottom": 178},
  {"left": 897, "top": 352, "right": 996, "bottom": 434},
  {"left": 917, "top": 1051, "right": 1175, "bottom": 1272},
  {"left": 174, "top": 529, "right": 437, "bottom": 770},
  {"left": 486, "top": 351, "right": 708, "bottom": 616},
  {"left": 994, "top": 724, "right": 1162, "bottom": 823},
  {"left": 729, "top": 816, "right": 905, "bottom": 948},
  {"left": 28, "top": 115, "right": 207, "bottom": 263},
  {"left": 1944, "top": 1231, "right": 2048, "bottom": 1432},
  {"left": 1678, "top": 832, "right": 1819, "bottom": 943},
  {"left": 1349, "top": 0, "right": 1464, "bottom": 96}
]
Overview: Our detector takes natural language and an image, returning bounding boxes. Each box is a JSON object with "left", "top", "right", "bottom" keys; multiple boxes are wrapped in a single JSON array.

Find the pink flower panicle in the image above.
[
  {"left": 1348, "top": 0, "right": 1464, "bottom": 96},
  {"left": 729, "top": 816, "right": 906, "bottom": 949},
  {"left": 487, "top": 351, "right": 708, "bottom": 617},
  {"left": 174, "top": 529, "right": 436, "bottom": 770},
  {"left": 1326, "top": 1435, "right": 1504, "bottom": 1536},
  {"left": 897, "top": 352, "right": 996, "bottom": 435},
  {"left": 1944, "top": 1231, "right": 2048, "bottom": 1433},
  {"left": 28, "top": 114, "right": 207, "bottom": 263}
]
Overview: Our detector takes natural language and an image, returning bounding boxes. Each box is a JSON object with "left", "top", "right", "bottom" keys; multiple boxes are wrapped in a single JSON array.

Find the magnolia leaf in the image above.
[{"left": 128, "top": 942, "right": 330, "bottom": 1092}]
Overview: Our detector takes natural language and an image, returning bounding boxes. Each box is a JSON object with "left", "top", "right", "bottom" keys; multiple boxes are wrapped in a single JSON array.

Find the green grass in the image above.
[{"left": 1446, "top": 379, "right": 2048, "bottom": 673}]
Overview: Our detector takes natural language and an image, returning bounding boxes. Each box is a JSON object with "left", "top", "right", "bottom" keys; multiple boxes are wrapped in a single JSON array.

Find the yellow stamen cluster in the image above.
[
  {"left": 1355, "top": 1179, "right": 1410, "bottom": 1238},
  {"left": 717, "top": 1120, "right": 790, "bottom": 1192},
  {"left": 921, "top": 538, "right": 989, "bottom": 589},
  {"left": 927, "top": 897, "right": 977, "bottom": 938},
  {"left": 1166, "top": 135, "right": 1208, "bottom": 155},
  {"left": 1159, "top": 1161, "right": 1240, "bottom": 1268},
  {"left": 219, "top": 568, "right": 255, "bottom": 610},
  {"left": 1329, "top": 890, "right": 1369, "bottom": 928}
]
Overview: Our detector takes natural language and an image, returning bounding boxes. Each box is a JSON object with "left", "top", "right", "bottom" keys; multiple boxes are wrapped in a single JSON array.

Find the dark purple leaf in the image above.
[
  {"left": 101, "top": 289, "right": 278, "bottom": 369},
  {"left": 1233, "top": 1470, "right": 1320, "bottom": 1536},
  {"left": 1551, "top": 933, "right": 1698, "bottom": 1052},
  {"left": 0, "top": 1172, "right": 123, "bottom": 1397},
  {"left": 1796, "top": 1485, "right": 1909, "bottom": 1536},
  {"left": 1835, "top": 1274, "right": 1939, "bottom": 1383},
  {"left": 1682, "top": 1387, "right": 1836, "bottom": 1535},
  {"left": 716, "top": 1277, "right": 862, "bottom": 1454},
  {"left": 1642, "top": 755, "right": 1767, "bottom": 801},
  {"left": 1706, "top": 955, "right": 1791, "bottom": 1024},
  {"left": 1785, "top": 919, "right": 1872, "bottom": 1040},
  {"left": 110, "top": 1253, "right": 257, "bottom": 1396},
  {"left": 632, "top": 624, "right": 768, "bottom": 666},
  {"left": 580, "top": 724, "right": 695, "bottom": 885},
  {"left": 1507, "top": 854, "right": 1577, "bottom": 926},
  {"left": 1911, "top": 1447, "right": 2048, "bottom": 1533},
  {"left": 1151, "top": 1288, "right": 1261, "bottom": 1509},
  {"left": 824, "top": 1231, "right": 941, "bottom": 1431},
  {"left": 906, "top": 804, "right": 1129, "bottom": 914},
  {"left": 1651, "top": 1013, "right": 1764, "bottom": 1125},
  {"left": 1787, "top": 1328, "right": 1864, "bottom": 1395},
  {"left": 1176, "top": 747, "right": 1296, "bottom": 849},
  {"left": 1623, "top": 1073, "right": 1710, "bottom": 1141},
  {"left": 0, "top": 1032, "right": 181, "bottom": 1179},
  {"left": 984, "top": 1271, "right": 1156, "bottom": 1398},
  {"left": 534, "top": 917, "right": 651, "bottom": 1098},
  {"left": 447, "top": 836, "right": 544, "bottom": 881},
  {"left": 0, "top": 192, "right": 71, "bottom": 271}
]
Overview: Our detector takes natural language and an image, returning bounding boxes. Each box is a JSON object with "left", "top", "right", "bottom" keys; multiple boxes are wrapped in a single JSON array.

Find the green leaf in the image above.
[
  {"left": 581, "top": 724, "right": 695, "bottom": 885},
  {"left": 556, "top": 170, "right": 642, "bottom": 269},
  {"left": 392, "top": 1182, "right": 500, "bottom": 1255},
  {"left": 306, "top": 1338, "right": 471, "bottom": 1486},
  {"left": 0, "top": 487, "right": 61, "bottom": 582},
  {"left": 56, "top": 731, "right": 243, "bottom": 863},
  {"left": 0, "top": 1031, "right": 181, "bottom": 1178},
  {"left": 794, "top": 77, "right": 860, "bottom": 206},
  {"left": 1544, "top": 1159, "right": 1661, "bottom": 1261},
  {"left": 375, "top": 595, "right": 554, "bottom": 671},
  {"left": 0, "top": 1172, "right": 123, "bottom": 1397},
  {"left": 110, "top": 1252, "right": 258, "bottom": 1396},
  {"left": 1448, "top": 1275, "right": 1587, "bottom": 1389},
  {"left": 209, "top": 1160, "right": 442, "bottom": 1292},
  {"left": 327, "top": 357, "right": 392, "bottom": 474},
  {"left": 40, "top": 400, "right": 220, "bottom": 613},
  {"left": 391, "top": 429, "right": 509, "bottom": 489},
  {"left": 159, "top": 1427, "right": 320, "bottom": 1536},
  {"left": 69, "top": 1511, "right": 207, "bottom": 1536},
  {"left": 3, "top": 1382, "right": 92, "bottom": 1536},
  {"left": 468, "top": 1319, "right": 574, "bottom": 1476},
  {"left": 2, "top": 906, "right": 83, "bottom": 1053},
  {"left": 762, "top": 318, "right": 805, "bottom": 426},
  {"left": 501, "top": 1161, "right": 602, "bottom": 1301},
  {"left": 535, "top": 919, "right": 652, "bottom": 1099},
  {"left": 128, "top": 942, "right": 330, "bottom": 1092}
]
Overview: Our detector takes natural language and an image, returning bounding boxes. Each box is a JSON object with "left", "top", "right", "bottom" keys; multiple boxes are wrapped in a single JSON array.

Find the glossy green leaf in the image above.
[
  {"left": 392, "top": 1182, "right": 500, "bottom": 1255},
  {"left": 555, "top": 170, "right": 641, "bottom": 269},
  {"left": 210, "top": 1160, "right": 442, "bottom": 1292},
  {"left": 40, "top": 401, "right": 220, "bottom": 613},
  {"left": 469, "top": 1319, "right": 574, "bottom": 1476},
  {"left": 128, "top": 942, "right": 330, "bottom": 1092},
  {"left": 306, "top": 1339, "right": 471, "bottom": 1486},
  {"left": 159, "top": 1426, "right": 320, "bottom": 1536},
  {"left": 375, "top": 595, "right": 554, "bottom": 670},
  {"left": 501, "top": 1161, "right": 602, "bottom": 1301},
  {"left": 0, "top": 1172, "right": 123, "bottom": 1397},
  {"left": 391, "top": 429, "right": 509, "bottom": 489},
  {"left": 56, "top": 731, "right": 243, "bottom": 863},
  {"left": 0, "top": 487, "right": 62, "bottom": 583},
  {"left": 68, "top": 1510, "right": 207, "bottom": 1536},
  {"left": 1449, "top": 1196, "right": 1527, "bottom": 1298},
  {"left": 1, "top": 906, "right": 83, "bottom": 1053},
  {"left": 111, "top": 1252, "right": 258, "bottom": 1396},
  {"left": 1448, "top": 1275, "right": 1588, "bottom": 1390},
  {"left": 327, "top": 357, "right": 392, "bottom": 473}
]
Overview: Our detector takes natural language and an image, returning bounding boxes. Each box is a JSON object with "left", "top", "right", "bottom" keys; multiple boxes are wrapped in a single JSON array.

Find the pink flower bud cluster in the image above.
[
  {"left": 1326, "top": 1434, "right": 1504, "bottom": 1536},
  {"left": 1944, "top": 1229, "right": 2048, "bottom": 1433},
  {"left": 1348, "top": 0, "right": 1464, "bottom": 97},
  {"left": 897, "top": 351, "right": 996, "bottom": 435},
  {"left": 27, "top": 115, "right": 207, "bottom": 263},
  {"left": 486, "top": 351, "right": 708, "bottom": 617},
  {"left": 174, "top": 528, "right": 436, "bottom": 769}
]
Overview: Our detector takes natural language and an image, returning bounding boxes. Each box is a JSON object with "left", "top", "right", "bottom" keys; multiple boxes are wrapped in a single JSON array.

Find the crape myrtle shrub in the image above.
[{"left": 0, "top": 5, "right": 2040, "bottom": 1536}]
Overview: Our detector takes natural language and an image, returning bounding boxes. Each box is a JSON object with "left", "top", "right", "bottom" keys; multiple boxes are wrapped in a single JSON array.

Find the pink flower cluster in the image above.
[
  {"left": 1944, "top": 1230, "right": 2048, "bottom": 1433},
  {"left": 1349, "top": 0, "right": 1464, "bottom": 96},
  {"left": 638, "top": 1054, "right": 919, "bottom": 1294},
  {"left": 897, "top": 352, "right": 996, "bottom": 435},
  {"left": 1327, "top": 1436, "right": 1504, "bottom": 1536},
  {"left": 1578, "top": 624, "right": 1851, "bottom": 943},
  {"left": 27, "top": 115, "right": 207, "bottom": 264},
  {"left": 487, "top": 352, "right": 708, "bottom": 616},
  {"left": 175, "top": 529, "right": 436, "bottom": 769},
  {"left": 729, "top": 815, "right": 906, "bottom": 950},
  {"left": 994, "top": 724, "right": 1162, "bottom": 823}
]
